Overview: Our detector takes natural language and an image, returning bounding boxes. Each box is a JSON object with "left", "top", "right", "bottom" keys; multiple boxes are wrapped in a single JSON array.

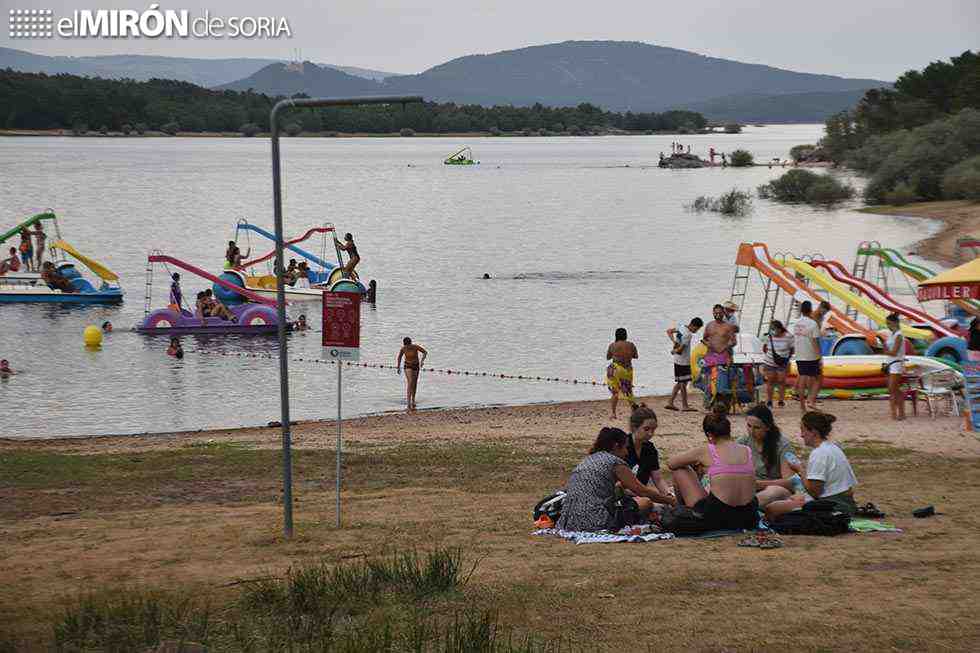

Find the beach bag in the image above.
[
  {"left": 769, "top": 335, "right": 789, "bottom": 367},
  {"left": 532, "top": 491, "right": 565, "bottom": 522},
  {"left": 604, "top": 495, "right": 643, "bottom": 529},
  {"left": 660, "top": 505, "right": 709, "bottom": 535},
  {"left": 770, "top": 501, "right": 851, "bottom": 536}
]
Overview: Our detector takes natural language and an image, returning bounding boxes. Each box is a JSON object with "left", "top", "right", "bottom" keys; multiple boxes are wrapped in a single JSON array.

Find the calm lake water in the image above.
[{"left": 0, "top": 125, "right": 939, "bottom": 438}]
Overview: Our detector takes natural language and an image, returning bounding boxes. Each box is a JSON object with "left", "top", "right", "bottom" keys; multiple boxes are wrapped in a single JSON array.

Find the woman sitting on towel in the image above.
[
  {"left": 667, "top": 413, "right": 759, "bottom": 531},
  {"left": 737, "top": 404, "right": 804, "bottom": 507},
  {"left": 624, "top": 404, "right": 675, "bottom": 505},
  {"left": 764, "top": 411, "right": 858, "bottom": 521},
  {"left": 557, "top": 427, "right": 676, "bottom": 532}
]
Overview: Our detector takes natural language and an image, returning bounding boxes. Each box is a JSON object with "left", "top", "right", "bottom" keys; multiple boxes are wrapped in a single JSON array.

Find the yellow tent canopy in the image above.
[
  {"left": 919, "top": 258, "right": 980, "bottom": 286},
  {"left": 50, "top": 240, "right": 119, "bottom": 282}
]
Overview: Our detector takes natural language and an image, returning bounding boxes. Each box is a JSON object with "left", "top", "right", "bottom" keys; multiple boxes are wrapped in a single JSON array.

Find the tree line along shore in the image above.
[{"left": 0, "top": 69, "right": 708, "bottom": 137}]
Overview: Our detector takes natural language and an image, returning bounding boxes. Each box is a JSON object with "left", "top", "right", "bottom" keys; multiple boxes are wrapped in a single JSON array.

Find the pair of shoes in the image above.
[
  {"left": 777, "top": 401, "right": 786, "bottom": 407},
  {"left": 855, "top": 502, "right": 885, "bottom": 518}
]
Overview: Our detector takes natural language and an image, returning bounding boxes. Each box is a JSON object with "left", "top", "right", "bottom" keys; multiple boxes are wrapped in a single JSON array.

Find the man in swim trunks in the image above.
[
  {"left": 397, "top": 337, "right": 428, "bottom": 410},
  {"left": 169, "top": 273, "right": 184, "bottom": 311},
  {"left": 0, "top": 359, "right": 13, "bottom": 378},
  {"left": 606, "top": 327, "right": 639, "bottom": 419},
  {"left": 19, "top": 228, "right": 34, "bottom": 272},
  {"left": 33, "top": 223, "right": 46, "bottom": 269},
  {"left": 703, "top": 304, "right": 736, "bottom": 368},
  {"left": 225, "top": 241, "right": 249, "bottom": 269}
]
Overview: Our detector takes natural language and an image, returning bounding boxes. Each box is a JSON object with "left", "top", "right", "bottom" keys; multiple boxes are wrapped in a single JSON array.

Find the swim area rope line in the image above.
[{"left": 196, "top": 349, "right": 661, "bottom": 390}]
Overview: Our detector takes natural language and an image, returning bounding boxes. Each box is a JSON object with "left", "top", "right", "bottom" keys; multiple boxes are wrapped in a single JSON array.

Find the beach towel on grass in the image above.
[
  {"left": 849, "top": 519, "right": 902, "bottom": 533},
  {"left": 533, "top": 526, "right": 674, "bottom": 545}
]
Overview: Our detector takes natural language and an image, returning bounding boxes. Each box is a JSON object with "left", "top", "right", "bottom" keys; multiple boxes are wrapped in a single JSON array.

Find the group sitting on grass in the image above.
[{"left": 555, "top": 403, "right": 857, "bottom": 534}]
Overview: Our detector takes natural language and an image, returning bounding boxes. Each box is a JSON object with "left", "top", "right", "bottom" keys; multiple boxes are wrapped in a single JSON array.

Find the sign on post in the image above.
[
  {"left": 322, "top": 291, "right": 361, "bottom": 361},
  {"left": 322, "top": 290, "right": 361, "bottom": 528}
]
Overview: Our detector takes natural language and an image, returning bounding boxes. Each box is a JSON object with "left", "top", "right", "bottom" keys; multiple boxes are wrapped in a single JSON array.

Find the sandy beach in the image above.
[
  {"left": 861, "top": 200, "right": 980, "bottom": 266},
  {"left": 3, "top": 389, "right": 979, "bottom": 650}
]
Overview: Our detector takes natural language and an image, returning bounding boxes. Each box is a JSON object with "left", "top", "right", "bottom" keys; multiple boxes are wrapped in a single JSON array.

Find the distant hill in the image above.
[
  {"left": 215, "top": 61, "right": 381, "bottom": 96},
  {"left": 683, "top": 89, "right": 872, "bottom": 123},
  {"left": 0, "top": 47, "right": 398, "bottom": 87},
  {"left": 379, "top": 40, "right": 884, "bottom": 113}
]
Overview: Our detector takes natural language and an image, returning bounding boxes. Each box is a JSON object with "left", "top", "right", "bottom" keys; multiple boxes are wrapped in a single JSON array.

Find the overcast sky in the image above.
[{"left": 3, "top": 0, "right": 977, "bottom": 79}]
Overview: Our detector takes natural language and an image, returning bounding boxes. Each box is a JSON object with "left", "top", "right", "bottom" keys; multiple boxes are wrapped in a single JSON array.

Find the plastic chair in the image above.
[
  {"left": 899, "top": 374, "right": 919, "bottom": 416},
  {"left": 916, "top": 369, "right": 964, "bottom": 418}
]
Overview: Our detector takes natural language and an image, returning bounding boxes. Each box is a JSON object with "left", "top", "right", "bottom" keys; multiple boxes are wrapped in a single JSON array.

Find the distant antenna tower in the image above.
[{"left": 286, "top": 48, "right": 303, "bottom": 72}]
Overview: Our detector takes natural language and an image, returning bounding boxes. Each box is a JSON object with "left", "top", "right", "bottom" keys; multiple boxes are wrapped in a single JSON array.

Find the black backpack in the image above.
[
  {"left": 532, "top": 491, "right": 565, "bottom": 522},
  {"left": 771, "top": 500, "right": 851, "bottom": 536}
]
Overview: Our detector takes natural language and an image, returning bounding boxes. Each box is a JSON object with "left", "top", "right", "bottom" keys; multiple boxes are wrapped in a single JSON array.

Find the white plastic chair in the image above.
[{"left": 916, "top": 369, "right": 963, "bottom": 418}]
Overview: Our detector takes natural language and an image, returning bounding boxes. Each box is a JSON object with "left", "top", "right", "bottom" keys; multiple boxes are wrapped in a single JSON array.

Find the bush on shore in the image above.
[
  {"left": 884, "top": 182, "right": 918, "bottom": 205},
  {"left": 942, "top": 155, "right": 980, "bottom": 200},
  {"left": 399, "top": 127, "right": 415, "bottom": 137},
  {"left": 757, "top": 168, "right": 855, "bottom": 204},
  {"left": 160, "top": 121, "right": 180, "bottom": 136},
  {"left": 730, "top": 149, "right": 754, "bottom": 167},
  {"left": 688, "top": 189, "right": 753, "bottom": 215},
  {"left": 851, "top": 108, "right": 980, "bottom": 203},
  {"left": 239, "top": 123, "right": 260, "bottom": 137},
  {"left": 724, "top": 123, "right": 742, "bottom": 134},
  {"left": 284, "top": 122, "right": 302, "bottom": 136}
]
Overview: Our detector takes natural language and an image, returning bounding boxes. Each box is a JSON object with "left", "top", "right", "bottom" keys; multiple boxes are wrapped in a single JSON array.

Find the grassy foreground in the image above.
[{"left": 2, "top": 434, "right": 980, "bottom": 651}]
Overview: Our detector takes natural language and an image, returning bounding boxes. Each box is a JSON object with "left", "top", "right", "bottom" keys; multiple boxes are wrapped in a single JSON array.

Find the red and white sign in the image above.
[
  {"left": 322, "top": 291, "right": 361, "bottom": 361},
  {"left": 917, "top": 284, "right": 980, "bottom": 301}
]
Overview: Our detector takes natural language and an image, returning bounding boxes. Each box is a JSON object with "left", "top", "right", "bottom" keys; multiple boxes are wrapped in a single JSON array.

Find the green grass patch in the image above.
[
  {"left": 842, "top": 440, "right": 916, "bottom": 461},
  {"left": 0, "top": 441, "right": 568, "bottom": 519},
  {"left": 45, "top": 549, "right": 564, "bottom": 652}
]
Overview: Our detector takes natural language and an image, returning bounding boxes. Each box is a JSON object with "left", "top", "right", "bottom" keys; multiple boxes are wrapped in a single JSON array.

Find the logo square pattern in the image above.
[{"left": 9, "top": 9, "right": 54, "bottom": 39}]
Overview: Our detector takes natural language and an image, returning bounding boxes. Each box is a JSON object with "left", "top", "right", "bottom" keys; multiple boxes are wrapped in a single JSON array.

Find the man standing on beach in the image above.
[
  {"left": 606, "top": 328, "right": 639, "bottom": 419},
  {"left": 702, "top": 305, "right": 738, "bottom": 409},
  {"left": 397, "top": 337, "right": 427, "bottom": 411},
  {"left": 793, "top": 301, "right": 822, "bottom": 411},
  {"left": 666, "top": 318, "right": 703, "bottom": 411},
  {"left": 812, "top": 300, "right": 832, "bottom": 398}
]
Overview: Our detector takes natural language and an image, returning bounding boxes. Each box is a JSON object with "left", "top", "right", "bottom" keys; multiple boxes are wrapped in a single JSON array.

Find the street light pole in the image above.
[{"left": 269, "top": 95, "right": 423, "bottom": 538}]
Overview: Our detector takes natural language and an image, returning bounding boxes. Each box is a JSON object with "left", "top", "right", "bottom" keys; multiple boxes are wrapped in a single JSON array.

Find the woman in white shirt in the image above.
[
  {"left": 882, "top": 313, "right": 906, "bottom": 421},
  {"left": 763, "top": 411, "right": 858, "bottom": 521},
  {"left": 761, "top": 320, "right": 794, "bottom": 408}
]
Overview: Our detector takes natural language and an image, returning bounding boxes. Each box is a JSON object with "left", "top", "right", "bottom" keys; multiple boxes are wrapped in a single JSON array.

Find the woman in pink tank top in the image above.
[{"left": 667, "top": 413, "right": 759, "bottom": 532}]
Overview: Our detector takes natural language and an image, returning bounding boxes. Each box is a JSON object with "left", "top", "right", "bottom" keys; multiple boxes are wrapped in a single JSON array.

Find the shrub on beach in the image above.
[
  {"left": 942, "top": 155, "right": 980, "bottom": 200},
  {"left": 724, "top": 123, "right": 742, "bottom": 134},
  {"left": 120, "top": 123, "right": 132, "bottom": 135},
  {"left": 239, "top": 123, "right": 260, "bottom": 137},
  {"left": 688, "top": 189, "right": 753, "bottom": 216},
  {"left": 71, "top": 122, "right": 88, "bottom": 135},
  {"left": 284, "top": 122, "right": 302, "bottom": 136},
  {"left": 399, "top": 127, "right": 415, "bottom": 137},
  {"left": 160, "top": 121, "right": 180, "bottom": 136},
  {"left": 134, "top": 122, "right": 147, "bottom": 135},
  {"left": 758, "top": 168, "right": 855, "bottom": 204},
  {"left": 884, "top": 182, "right": 918, "bottom": 205},
  {"left": 730, "top": 149, "right": 754, "bottom": 167}
]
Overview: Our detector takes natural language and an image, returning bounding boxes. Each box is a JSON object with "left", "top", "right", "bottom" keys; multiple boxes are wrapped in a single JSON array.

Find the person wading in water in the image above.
[{"left": 397, "top": 337, "right": 428, "bottom": 410}]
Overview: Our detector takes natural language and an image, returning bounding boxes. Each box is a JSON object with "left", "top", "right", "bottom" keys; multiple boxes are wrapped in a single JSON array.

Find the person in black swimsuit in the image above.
[{"left": 335, "top": 232, "right": 360, "bottom": 278}]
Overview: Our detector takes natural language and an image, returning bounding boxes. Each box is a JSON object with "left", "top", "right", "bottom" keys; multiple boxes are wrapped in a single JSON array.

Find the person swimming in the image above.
[
  {"left": 167, "top": 337, "right": 184, "bottom": 359},
  {"left": 101, "top": 321, "right": 113, "bottom": 333},
  {"left": 0, "top": 359, "right": 14, "bottom": 377}
]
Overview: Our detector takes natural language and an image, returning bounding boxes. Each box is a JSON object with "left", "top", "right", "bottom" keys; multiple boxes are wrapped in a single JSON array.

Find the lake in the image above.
[{"left": 0, "top": 125, "right": 939, "bottom": 438}]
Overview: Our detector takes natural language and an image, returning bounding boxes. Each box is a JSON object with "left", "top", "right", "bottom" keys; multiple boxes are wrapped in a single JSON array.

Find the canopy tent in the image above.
[
  {"left": 50, "top": 240, "right": 119, "bottom": 282},
  {"left": 0, "top": 211, "right": 58, "bottom": 245},
  {"left": 917, "top": 258, "right": 980, "bottom": 301}
]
